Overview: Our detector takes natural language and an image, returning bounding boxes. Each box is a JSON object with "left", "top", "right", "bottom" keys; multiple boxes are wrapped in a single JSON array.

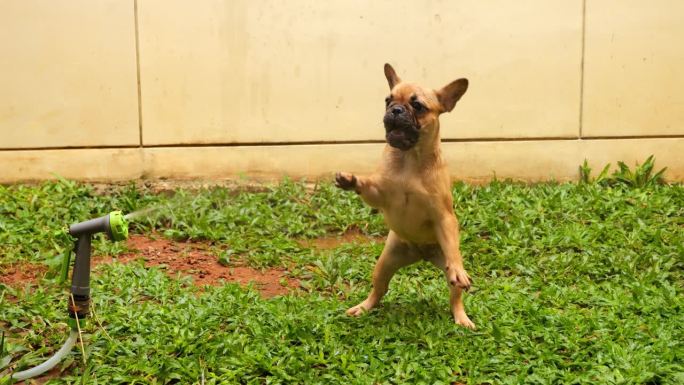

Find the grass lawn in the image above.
[{"left": 1, "top": 177, "right": 682, "bottom": 384}]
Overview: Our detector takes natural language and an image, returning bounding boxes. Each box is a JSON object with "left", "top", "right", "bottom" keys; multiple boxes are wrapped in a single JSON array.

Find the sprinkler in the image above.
[
  {"left": 65, "top": 210, "right": 128, "bottom": 328},
  {"left": 3, "top": 211, "right": 128, "bottom": 382}
]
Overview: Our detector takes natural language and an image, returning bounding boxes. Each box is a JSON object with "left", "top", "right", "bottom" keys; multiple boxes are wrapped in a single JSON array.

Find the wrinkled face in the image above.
[
  {"left": 383, "top": 83, "right": 442, "bottom": 151},
  {"left": 381, "top": 63, "right": 468, "bottom": 151}
]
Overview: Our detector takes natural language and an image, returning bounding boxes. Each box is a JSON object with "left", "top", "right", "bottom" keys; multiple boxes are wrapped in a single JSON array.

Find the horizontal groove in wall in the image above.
[
  {"left": 0, "top": 145, "right": 142, "bottom": 152},
  {"left": 579, "top": 134, "right": 684, "bottom": 140},
  {"left": 1, "top": 134, "right": 683, "bottom": 152}
]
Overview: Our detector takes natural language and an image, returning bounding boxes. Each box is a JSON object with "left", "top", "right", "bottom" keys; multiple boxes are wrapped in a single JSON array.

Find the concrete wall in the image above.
[{"left": 1, "top": 0, "right": 683, "bottom": 183}]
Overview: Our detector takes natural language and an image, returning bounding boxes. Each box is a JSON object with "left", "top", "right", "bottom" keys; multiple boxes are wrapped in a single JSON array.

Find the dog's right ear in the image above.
[{"left": 384, "top": 63, "right": 401, "bottom": 90}]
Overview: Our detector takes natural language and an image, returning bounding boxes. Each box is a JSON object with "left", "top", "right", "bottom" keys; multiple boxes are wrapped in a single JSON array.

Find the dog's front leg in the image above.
[
  {"left": 433, "top": 214, "right": 475, "bottom": 328},
  {"left": 334, "top": 172, "right": 384, "bottom": 208},
  {"left": 434, "top": 214, "right": 471, "bottom": 290},
  {"left": 424, "top": 245, "right": 476, "bottom": 329}
]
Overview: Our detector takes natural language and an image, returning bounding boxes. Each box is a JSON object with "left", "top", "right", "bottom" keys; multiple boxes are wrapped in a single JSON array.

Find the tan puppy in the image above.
[{"left": 335, "top": 63, "right": 474, "bottom": 329}]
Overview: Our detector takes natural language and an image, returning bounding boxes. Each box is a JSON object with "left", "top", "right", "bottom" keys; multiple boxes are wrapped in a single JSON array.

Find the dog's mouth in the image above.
[
  {"left": 384, "top": 117, "right": 419, "bottom": 151},
  {"left": 385, "top": 129, "right": 418, "bottom": 150}
]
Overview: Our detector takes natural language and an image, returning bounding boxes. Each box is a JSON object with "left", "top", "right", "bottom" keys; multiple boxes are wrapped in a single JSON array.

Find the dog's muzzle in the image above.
[{"left": 384, "top": 105, "right": 419, "bottom": 151}]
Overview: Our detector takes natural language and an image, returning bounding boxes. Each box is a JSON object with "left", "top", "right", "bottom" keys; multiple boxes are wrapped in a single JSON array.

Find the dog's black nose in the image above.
[{"left": 391, "top": 105, "right": 405, "bottom": 115}]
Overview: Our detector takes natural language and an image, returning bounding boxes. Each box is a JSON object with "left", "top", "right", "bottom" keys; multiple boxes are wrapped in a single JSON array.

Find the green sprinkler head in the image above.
[
  {"left": 107, "top": 211, "right": 129, "bottom": 241},
  {"left": 68, "top": 210, "right": 129, "bottom": 241}
]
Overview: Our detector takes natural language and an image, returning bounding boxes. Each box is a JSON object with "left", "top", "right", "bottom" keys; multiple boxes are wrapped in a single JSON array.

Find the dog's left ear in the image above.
[{"left": 436, "top": 78, "right": 468, "bottom": 113}]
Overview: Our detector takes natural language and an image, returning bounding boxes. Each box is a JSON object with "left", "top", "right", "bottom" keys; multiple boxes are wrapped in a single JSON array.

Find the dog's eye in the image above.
[
  {"left": 411, "top": 101, "right": 425, "bottom": 112},
  {"left": 385, "top": 96, "right": 391, "bottom": 107}
]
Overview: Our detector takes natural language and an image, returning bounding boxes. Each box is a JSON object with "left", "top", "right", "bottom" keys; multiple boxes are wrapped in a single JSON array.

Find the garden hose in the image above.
[
  {"left": 7, "top": 331, "right": 78, "bottom": 382},
  {"left": 2, "top": 211, "right": 129, "bottom": 382}
]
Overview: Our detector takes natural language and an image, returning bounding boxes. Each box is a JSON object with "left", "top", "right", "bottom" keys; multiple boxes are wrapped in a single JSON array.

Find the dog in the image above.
[{"left": 335, "top": 63, "right": 474, "bottom": 329}]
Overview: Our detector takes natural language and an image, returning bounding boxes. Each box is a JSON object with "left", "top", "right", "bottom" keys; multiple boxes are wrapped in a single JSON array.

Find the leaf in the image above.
[
  {"left": 0, "top": 355, "right": 10, "bottom": 370},
  {"left": 79, "top": 362, "right": 93, "bottom": 385},
  {"left": 595, "top": 163, "right": 612, "bottom": 184},
  {"left": 579, "top": 160, "right": 592, "bottom": 184},
  {"left": 218, "top": 250, "right": 234, "bottom": 267}
]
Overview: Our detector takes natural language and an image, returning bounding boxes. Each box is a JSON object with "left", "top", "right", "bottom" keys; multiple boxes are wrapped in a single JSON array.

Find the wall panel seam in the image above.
[
  {"left": 579, "top": 0, "right": 586, "bottom": 139},
  {"left": 134, "top": 0, "right": 143, "bottom": 147}
]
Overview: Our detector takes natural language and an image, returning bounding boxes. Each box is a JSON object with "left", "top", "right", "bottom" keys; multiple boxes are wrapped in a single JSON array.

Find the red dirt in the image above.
[
  {"left": 110, "top": 234, "right": 299, "bottom": 298},
  {"left": 0, "top": 235, "right": 299, "bottom": 298},
  {"left": 299, "top": 227, "right": 385, "bottom": 250},
  {"left": 0, "top": 262, "right": 46, "bottom": 287},
  {"left": 0, "top": 229, "right": 382, "bottom": 296},
  {"left": 30, "top": 367, "right": 62, "bottom": 385}
]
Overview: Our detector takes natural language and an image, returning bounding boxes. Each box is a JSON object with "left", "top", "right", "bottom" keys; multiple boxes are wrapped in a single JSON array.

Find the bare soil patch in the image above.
[
  {"left": 31, "top": 367, "right": 62, "bottom": 385},
  {"left": 111, "top": 234, "right": 299, "bottom": 297},
  {"left": 1, "top": 228, "right": 381, "bottom": 296},
  {"left": 0, "top": 262, "right": 46, "bottom": 287},
  {"left": 0, "top": 235, "right": 299, "bottom": 298},
  {"left": 299, "top": 227, "right": 385, "bottom": 250}
]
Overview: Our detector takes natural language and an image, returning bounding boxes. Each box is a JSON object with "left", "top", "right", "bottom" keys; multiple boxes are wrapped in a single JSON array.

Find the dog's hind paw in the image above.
[
  {"left": 454, "top": 312, "right": 476, "bottom": 329},
  {"left": 346, "top": 303, "right": 368, "bottom": 317}
]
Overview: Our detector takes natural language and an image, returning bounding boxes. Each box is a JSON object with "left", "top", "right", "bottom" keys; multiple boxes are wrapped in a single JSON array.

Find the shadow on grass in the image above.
[{"left": 351, "top": 297, "right": 458, "bottom": 328}]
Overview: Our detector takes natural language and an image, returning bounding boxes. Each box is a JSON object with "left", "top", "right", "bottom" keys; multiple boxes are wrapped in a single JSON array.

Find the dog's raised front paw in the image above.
[
  {"left": 335, "top": 172, "right": 357, "bottom": 191},
  {"left": 446, "top": 266, "right": 472, "bottom": 290}
]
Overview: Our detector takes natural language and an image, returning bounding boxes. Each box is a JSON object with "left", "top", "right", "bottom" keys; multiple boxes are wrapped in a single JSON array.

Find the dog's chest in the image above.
[{"left": 380, "top": 178, "right": 439, "bottom": 243}]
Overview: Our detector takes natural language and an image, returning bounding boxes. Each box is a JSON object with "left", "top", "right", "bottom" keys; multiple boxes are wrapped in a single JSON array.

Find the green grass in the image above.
[{"left": 1, "top": 178, "right": 683, "bottom": 384}]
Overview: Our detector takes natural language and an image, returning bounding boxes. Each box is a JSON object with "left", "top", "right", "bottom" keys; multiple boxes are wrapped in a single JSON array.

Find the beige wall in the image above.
[
  {"left": 583, "top": 0, "right": 684, "bottom": 137},
  {"left": 1, "top": 1, "right": 683, "bottom": 183},
  {"left": 0, "top": 1, "right": 139, "bottom": 148}
]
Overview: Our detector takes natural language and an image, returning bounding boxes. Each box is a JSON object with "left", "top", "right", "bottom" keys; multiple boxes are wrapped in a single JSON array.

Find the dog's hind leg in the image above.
[
  {"left": 347, "top": 231, "right": 420, "bottom": 316},
  {"left": 425, "top": 248, "right": 476, "bottom": 329}
]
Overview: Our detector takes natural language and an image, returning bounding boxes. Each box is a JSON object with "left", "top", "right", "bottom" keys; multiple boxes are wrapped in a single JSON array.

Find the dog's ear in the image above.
[
  {"left": 384, "top": 63, "right": 401, "bottom": 90},
  {"left": 436, "top": 78, "right": 468, "bottom": 113}
]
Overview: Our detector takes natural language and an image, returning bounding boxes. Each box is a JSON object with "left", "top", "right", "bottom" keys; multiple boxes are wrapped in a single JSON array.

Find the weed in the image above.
[
  {"left": 613, "top": 155, "right": 667, "bottom": 188},
  {"left": 579, "top": 155, "right": 667, "bottom": 187},
  {"left": 579, "top": 159, "right": 611, "bottom": 185}
]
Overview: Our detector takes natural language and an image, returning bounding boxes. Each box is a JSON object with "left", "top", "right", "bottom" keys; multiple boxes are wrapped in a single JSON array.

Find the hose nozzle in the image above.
[
  {"left": 68, "top": 210, "right": 129, "bottom": 241},
  {"left": 64, "top": 211, "right": 129, "bottom": 323},
  {"left": 107, "top": 211, "right": 129, "bottom": 241}
]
